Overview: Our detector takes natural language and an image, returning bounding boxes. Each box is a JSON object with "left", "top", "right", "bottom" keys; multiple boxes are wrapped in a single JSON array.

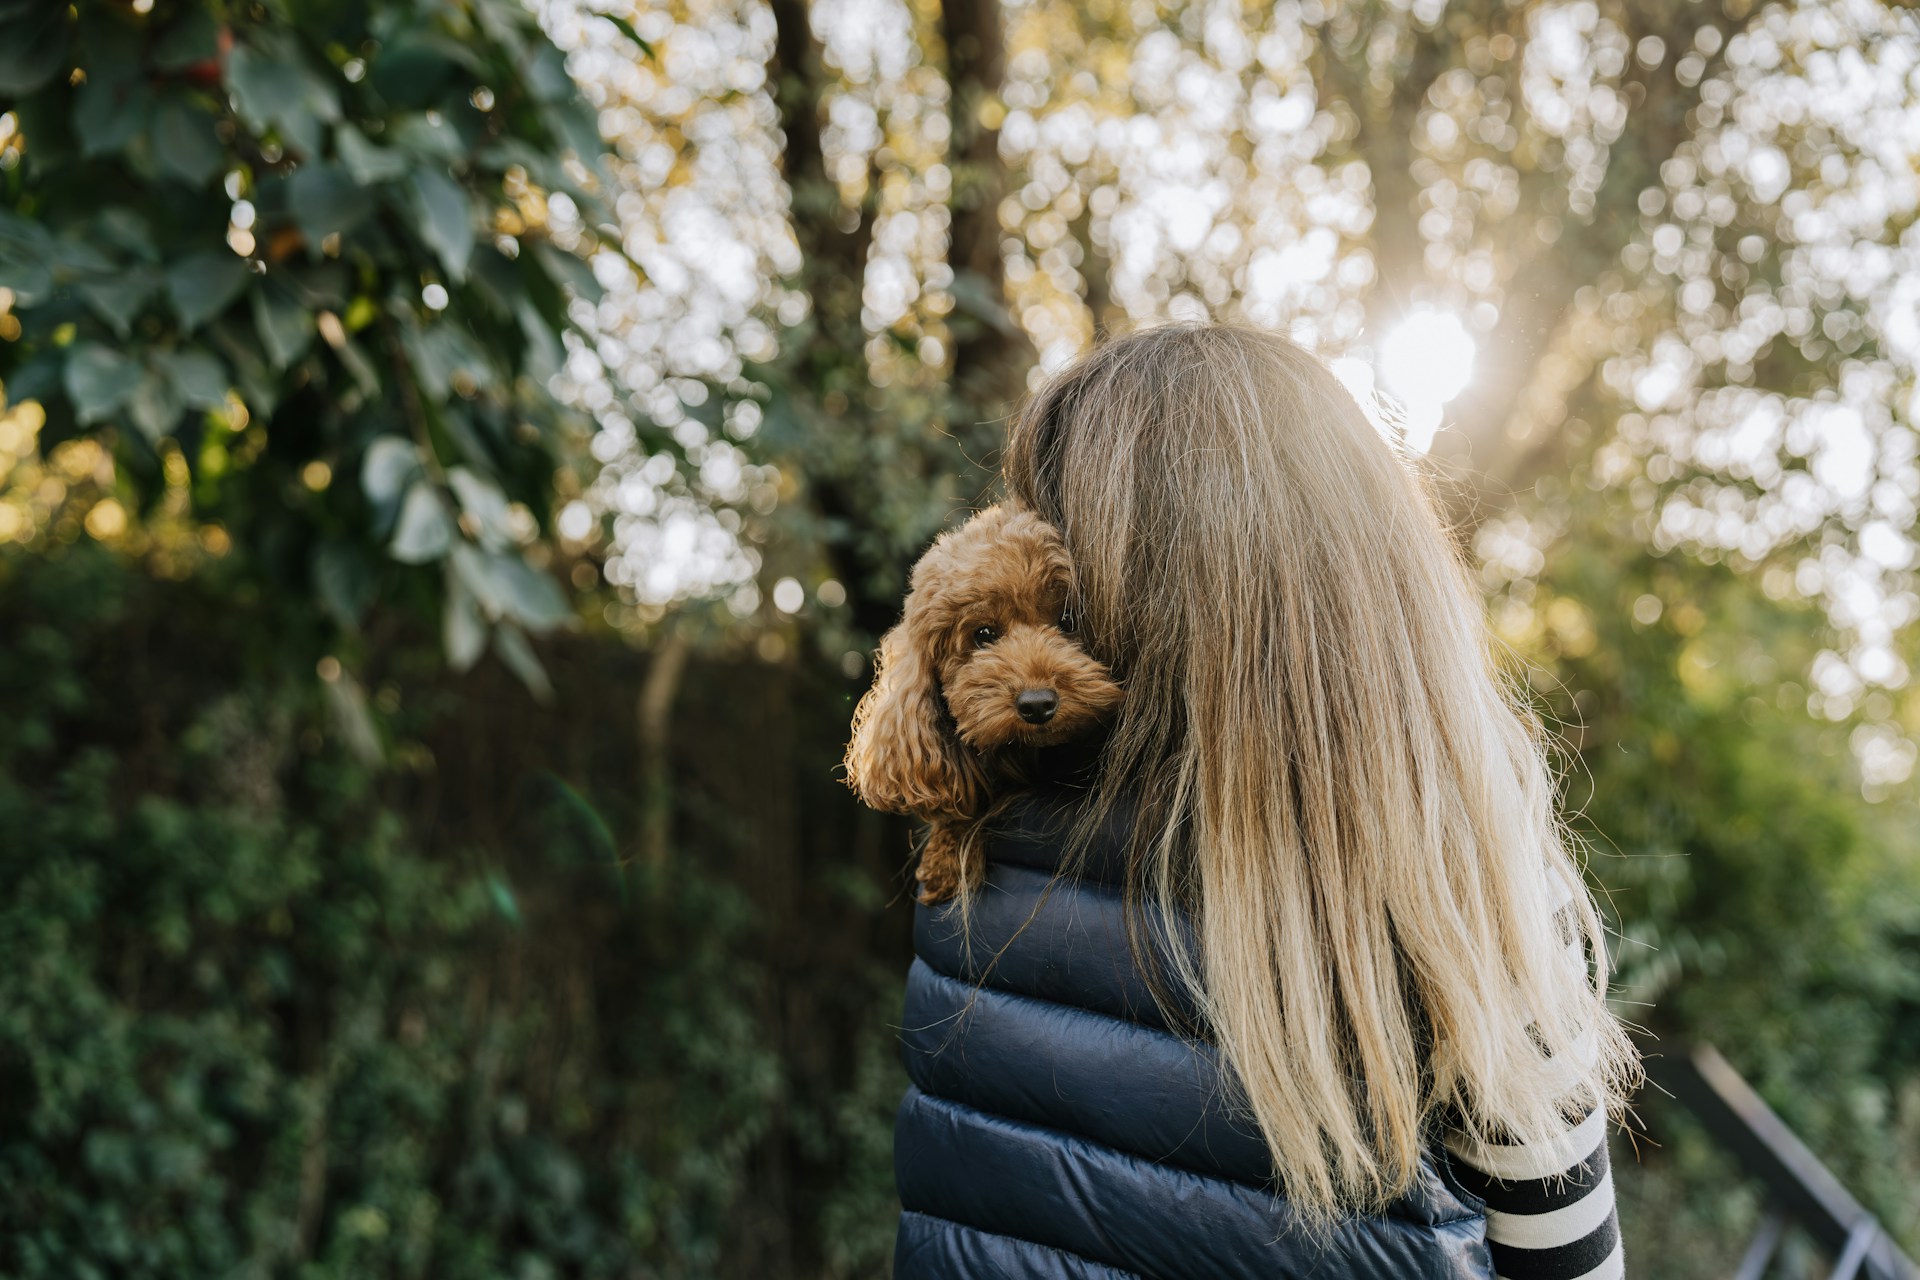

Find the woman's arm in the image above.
[
  {"left": 1442, "top": 867, "right": 1624, "bottom": 1280},
  {"left": 1444, "top": 1106, "right": 1622, "bottom": 1280}
]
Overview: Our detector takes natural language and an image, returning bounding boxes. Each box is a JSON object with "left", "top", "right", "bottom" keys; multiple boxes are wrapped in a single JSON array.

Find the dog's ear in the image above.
[{"left": 844, "top": 616, "right": 986, "bottom": 819}]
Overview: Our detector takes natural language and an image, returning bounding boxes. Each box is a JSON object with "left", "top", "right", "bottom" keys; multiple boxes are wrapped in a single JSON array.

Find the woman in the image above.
[{"left": 892, "top": 323, "right": 1640, "bottom": 1278}]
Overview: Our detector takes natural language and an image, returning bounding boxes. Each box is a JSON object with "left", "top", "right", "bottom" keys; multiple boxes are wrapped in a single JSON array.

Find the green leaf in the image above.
[
  {"left": 447, "top": 468, "right": 514, "bottom": 550},
  {"left": 323, "top": 669, "right": 383, "bottom": 765},
  {"left": 484, "top": 870, "right": 522, "bottom": 925},
  {"left": 596, "top": 12, "right": 656, "bottom": 58},
  {"left": 0, "top": 253, "right": 52, "bottom": 305},
  {"left": 449, "top": 544, "right": 573, "bottom": 631},
  {"left": 3, "top": 351, "right": 64, "bottom": 404},
  {"left": 524, "top": 44, "right": 573, "bottom": 103},
  {"left": 154, "top": 99, "right": 225, "bottom": 187},
  {"left": 389, "top": 113, "right": 465, "bottom": 163},
  {"left": 406, "top": 169, "right": 474, "bottom": 281},
  {"left": 335, "top": 125, "right": 410, "bottom": 186},
  {"left": 63, "top": 343, "right": 142, "bottom": 425},
  {"left": 91, "top": 209, "right": 159, "bottom": 264},
  {"left": 126, "top": 368, "right": 185, "bottom": 443},
  {"left": 390, "top": 483, "right": 454, "bottom": 563},
  {"left": 331, "top": 333, "right": 382, "bottom": 397},
  {"left": 478, "top": 139, "right": 568, "bottom": 196},
  {"left": 491, "top": 556, "right": 574, "bottom": 631},
  {"left": 0, "top": 209, "right": 58, "bottom": 283},
  {"left": 544, "top": 100, "right": 605, "bottom": 170},
  {"left": 284, "top": 261, "right": 348, "bottom": 310},
  {"left": 533, "top": 245, "right": 603, "bottom": 303},
  {"left": 441, "top": 405, "right": 498, "bottom": 471},
  {"left": 0, "top": 7, "right": 70, "bottom": 95},
  {"left": 467, "top": 243, "right": 524, "bottom": 317},
  {"left": 0, "top": 224, "right": 52, "bottom": 305},
  {"left": 314, "top": 542, "right": 375, "bottom": 629},
  {"left": 444, "top": 571, "right": 487, "bottom": 669},
  {"left": 74, "top": 73, "right": 154, "bottom": 157},
  {"left": 402, "top": 321, "right": 490, "bottom": 401},
  {"left": 209, "top": 316, "right": 278, "bottom": 413},
  {"left": 492, "top": 622, "right": 553, "bottom": 702},
  {"left": 368, "top": 39, "right": 466, "bottom": 111},
  {"left": 516, "top": 298, "right": 564, "bottom": 385},
  {"left": 450, "top": 542, "right": 507, "bottom": 616},
  {"left": 152, "top": 11, "right": 220, "bottom": 72},
  {"left": 361, "top": 437, "right": 421, "bottom": 506},
  {"left": 287, "top": 164, "right": 374, "bottom": 245},
  {"left": 76, "top": 268, "right": 161, "bottom": 339},
  {"left": 47, "top": 237, "right": 116, "bottom": 279},
  {"left": 948, "top": 268, "right": 1020, "bottom": 337},
  {"left": 225, "top": 38, "right": 338, "bottom": 157},
  {"left": 252, "top": 287, "right": 315, "bottom": 370},
  {"left": 226, "top": 43, "right": 304, "bottom": 131},
  {"left": 470, "top": 0, "right": 533, "bottom": 60},
  {"left": 159, "top": 350, "right": 230, "bottom": 410},
  {"left": 167, "top": 251, "right": 252, "bottom": 330}
]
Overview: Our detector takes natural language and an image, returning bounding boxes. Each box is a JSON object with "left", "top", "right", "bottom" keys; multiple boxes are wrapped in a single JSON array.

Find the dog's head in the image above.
[{"left": 844, "top": 504, "right": 1123, "bottom": 820}]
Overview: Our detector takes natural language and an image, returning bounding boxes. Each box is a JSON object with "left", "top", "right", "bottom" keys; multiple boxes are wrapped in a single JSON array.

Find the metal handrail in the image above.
[{"left": 1646, "top": 1043, "right": 1917, "bottom": 1280}]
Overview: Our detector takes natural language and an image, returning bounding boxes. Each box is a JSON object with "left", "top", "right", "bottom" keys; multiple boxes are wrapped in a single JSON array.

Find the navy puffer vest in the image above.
[{"left": 892, "top": 775, "right": 1496, "bottom": 1279}]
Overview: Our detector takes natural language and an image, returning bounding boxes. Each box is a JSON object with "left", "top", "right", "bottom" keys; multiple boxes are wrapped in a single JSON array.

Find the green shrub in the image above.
[
  {"left": 0, "top": 545, "right": 810, "bottom": 1279},
  {"left": 1505, "top": 488, "right": 1920, "bottom": 1263}
]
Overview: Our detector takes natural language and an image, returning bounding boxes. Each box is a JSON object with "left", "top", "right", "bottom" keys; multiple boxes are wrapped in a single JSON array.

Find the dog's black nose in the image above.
[{"left": 1016, "top": 688, "right": 1059, "bottom": 724}]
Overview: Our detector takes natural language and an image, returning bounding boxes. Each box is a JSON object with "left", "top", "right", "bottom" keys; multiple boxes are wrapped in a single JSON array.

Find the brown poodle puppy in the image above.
[{"left": 843, "top": 504, "right": 1123, "bottom": 903}]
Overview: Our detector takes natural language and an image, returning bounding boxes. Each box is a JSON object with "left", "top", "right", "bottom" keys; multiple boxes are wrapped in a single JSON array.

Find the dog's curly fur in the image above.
[{"left": 843, "top": 504, "right": 1123, "bottom": 903}]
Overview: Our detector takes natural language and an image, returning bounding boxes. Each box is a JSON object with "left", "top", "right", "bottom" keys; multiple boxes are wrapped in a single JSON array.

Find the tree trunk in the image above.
[
  {"left": 942, "top": 0, "right": 1033, "bottom": 430},
  {"left": 637, "top": 627, "right": 689, "bottom": 870},
  {"left": 1353, "top": 22, "right": 1450, "bottom": 352},
  {"left": 768, "top": 0, "right": 903, "bottom": 638},
  {"left": 1072, "top": 202, "right": 1118, "bottom": 338},
  {"left": 769, "top": 0, "right": 875, "bottom": 306}
]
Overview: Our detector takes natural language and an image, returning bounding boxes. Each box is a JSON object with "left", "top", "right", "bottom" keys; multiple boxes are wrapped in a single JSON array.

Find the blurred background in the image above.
[{"left": 1, "top": 0, "right": 1916, "bottom": 1275}]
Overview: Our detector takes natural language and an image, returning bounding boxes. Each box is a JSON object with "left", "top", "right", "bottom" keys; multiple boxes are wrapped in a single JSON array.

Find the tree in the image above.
[
  {"left": 981, "top": 0, "right": 1916, "bottom": 699},
  {"left": 542, "top": 0, "right": 1920, "bottom": 1262},
  {"left": 755, "top": 0, "right": 1031, "bottom": 637},
  {"left": 4, "top": 0, "right": 1915, "bottom": 1269},
  {"left": 0, "top": 0, "right": 618, "bottom": 701},
  {"left": 1482, "top": 467, "right": 1920, "bottom": 1261}
]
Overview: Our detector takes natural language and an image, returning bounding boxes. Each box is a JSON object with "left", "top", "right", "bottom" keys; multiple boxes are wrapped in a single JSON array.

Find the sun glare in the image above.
[{"left": 1377, "top": 308, "right": 1477, "bottom": 452}]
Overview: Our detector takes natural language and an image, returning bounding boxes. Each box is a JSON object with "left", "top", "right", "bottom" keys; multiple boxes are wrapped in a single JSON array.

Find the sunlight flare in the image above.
[{"left": 1377, "top": 308, "right": 1477, "bottom": 453}]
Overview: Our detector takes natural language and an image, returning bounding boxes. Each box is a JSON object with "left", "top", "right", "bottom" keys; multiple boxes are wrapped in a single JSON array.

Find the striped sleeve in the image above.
[
  {"left": 1445, "top": 1107, "right": 1622, "bottom": 1280},
  {"left": 1442, "top": 865, "right": 1623, "bottom": 1280}
]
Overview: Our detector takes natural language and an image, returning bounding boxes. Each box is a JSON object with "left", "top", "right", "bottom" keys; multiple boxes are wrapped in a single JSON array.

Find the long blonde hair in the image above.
[{"left": 1002, "top": 322, "right": 1640, "bottom": 1224}]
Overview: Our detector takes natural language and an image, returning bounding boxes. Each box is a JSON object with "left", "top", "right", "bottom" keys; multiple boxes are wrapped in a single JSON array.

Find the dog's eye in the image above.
[{"left": 972, "top": 625, "right": 999, "bottom": 648}]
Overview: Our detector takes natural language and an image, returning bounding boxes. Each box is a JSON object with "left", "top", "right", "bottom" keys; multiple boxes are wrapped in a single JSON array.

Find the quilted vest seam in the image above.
[{"left": 899, "top": 1209, "right": 1148, "bottom": 1280}]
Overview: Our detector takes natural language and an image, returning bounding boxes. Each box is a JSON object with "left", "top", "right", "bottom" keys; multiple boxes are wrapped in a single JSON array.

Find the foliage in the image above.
[
  {"left": 1492, "top": 473, "right": 1920, "bottom": 1263},
  {"left": 2, "top": 0, "right": 1917, "bottom": 1273},
  {"left": 0, "top": 0, "right": 616, "bottom": 695},
  {"left": 0, "top": 542, "right": 818, "bottom": 1278},
  {"left": 531, "top": 0, "right": 1035, "bottom": 638}
]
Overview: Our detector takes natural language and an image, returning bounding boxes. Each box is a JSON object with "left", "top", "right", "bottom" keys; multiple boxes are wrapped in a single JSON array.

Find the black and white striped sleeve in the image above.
[
  {"left": 1441, "top": 865, "right": 1624, "bottom": 1279},
  {"left": 1444, "top": 1104, "right": 1622, "bottom": 1280}
]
